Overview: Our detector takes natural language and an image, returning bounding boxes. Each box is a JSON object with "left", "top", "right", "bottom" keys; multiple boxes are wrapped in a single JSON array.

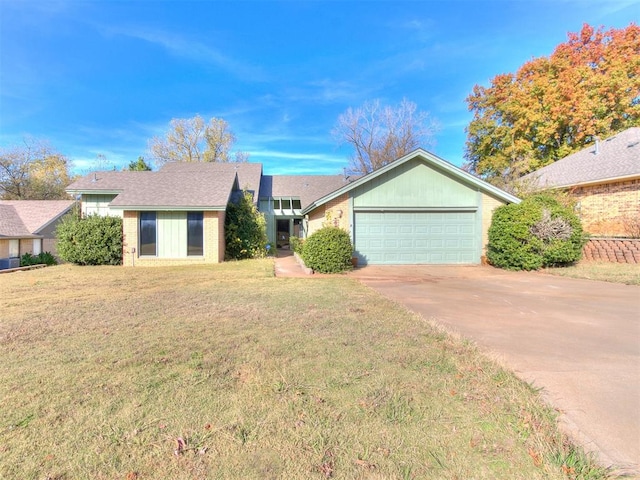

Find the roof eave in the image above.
[
  {"left": 532, "top": 173, "right": 640, "bottom": 190},
  {"left": 301, "top": 149, "right": 520, "bottom": 214},
  {"left": 108, "top": 205, "right": 228, "bottom": 211}
]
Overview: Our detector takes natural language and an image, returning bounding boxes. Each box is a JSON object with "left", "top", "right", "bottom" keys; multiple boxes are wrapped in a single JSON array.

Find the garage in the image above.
[
  {"left": 301, "top": 149, "right": 520, "bottom": 266},
  {"left": 354, "top": 210, "right": 479, "bottom": 265}
]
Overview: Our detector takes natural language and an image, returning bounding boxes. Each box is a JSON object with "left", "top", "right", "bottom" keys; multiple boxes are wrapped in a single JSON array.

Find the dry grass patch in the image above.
[
  {"left": 543, "top": 261, "right": 640, "bottom": 285},
  {"left": 1, "top": 261, "right": 607, "bottom": 479}
]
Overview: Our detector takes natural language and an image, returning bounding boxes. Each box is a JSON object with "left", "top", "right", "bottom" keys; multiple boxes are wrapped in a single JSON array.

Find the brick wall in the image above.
[
  {"left": 481, "top": 193, "right": 507, "bottom": 256},
  {"left": 572, "top": 179, "right": 640, "bottom": 237},
  {"left": 583, "top": 238, "right": 640, "bottom": 264},
  {"left": 306, "top": 194, "right": 350, "bottom": 236},
  {"left": 122, "top": 210, "right": 224, "bottom": 267}
]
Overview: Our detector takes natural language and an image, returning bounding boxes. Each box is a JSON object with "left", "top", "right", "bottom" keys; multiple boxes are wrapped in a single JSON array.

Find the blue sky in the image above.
[{"left": 1, "top": 0, "right": 637, "bottom": 175}]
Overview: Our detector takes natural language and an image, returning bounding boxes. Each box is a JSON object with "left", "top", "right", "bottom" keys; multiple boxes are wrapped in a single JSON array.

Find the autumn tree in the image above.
[
  {"left": 126, "top": 156, "right": 152, "bottom": 171},
  {"left": 333, "top": 98, "right": 438, "bottom": 174},
  {"left": 149, "top": 115, "right": 248, "bottom": 165},
  {"left": 465, "top": 23, "right": 640, "bottom": 184},
  {"left": 0, "top": 139, "right": 73, "bottom": 200}
]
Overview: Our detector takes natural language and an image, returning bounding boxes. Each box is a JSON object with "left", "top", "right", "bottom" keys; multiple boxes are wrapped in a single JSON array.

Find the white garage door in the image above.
[{"left": 354, "top": 211, "right": 479, "bottom": 265}]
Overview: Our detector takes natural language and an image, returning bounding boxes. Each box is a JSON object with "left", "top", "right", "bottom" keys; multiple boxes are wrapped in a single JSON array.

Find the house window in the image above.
[
  {"left": 139, "top": 212, "right": 157, "bottom": 256},
  {"left": 8, "top": 239, "right": 19, "bottom": 258},
  {"left": 272, "top": 199, "right": 281, "bottom": 210},
  {"left": 281, "top": 199, "right": 291, "bottom": 210},
  {"left": 187, "top": 212, "right": 204, "bottom": 256},
  {"left": 292, "top": 199, "right": 302, "bottom": 210}
]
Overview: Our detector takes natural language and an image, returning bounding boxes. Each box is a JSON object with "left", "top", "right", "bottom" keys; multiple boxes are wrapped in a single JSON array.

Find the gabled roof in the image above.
[
  {"left": 159, "top": 162, "right": 263, "bottom": 202},
  {"left": 301, "top": 148, "right": 520, "bottom": 214},
  {"left": 0, "top": 200, "right": 75, "bottom": 238},
  {"left": 259, "top": 174, "right": 352, "bottom": 210},
  {"left": 522, "top": 127, "right": 640, "bottom": 189}
]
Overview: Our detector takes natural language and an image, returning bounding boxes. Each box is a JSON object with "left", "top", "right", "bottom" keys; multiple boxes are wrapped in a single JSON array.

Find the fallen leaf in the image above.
[
  {"left": 528, "top": 447, "right": 543, "bottom": 467},
  {"left": 174, "top": 437, "right": 186, "bottom": 456}
]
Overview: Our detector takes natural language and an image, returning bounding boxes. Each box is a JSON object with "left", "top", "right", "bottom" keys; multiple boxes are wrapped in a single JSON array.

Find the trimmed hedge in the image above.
[
  {"left": 56, "top": 213, "right": 123, "bottom": 265},
  {"left": 302, "top": 227, "right": 353, "bottom": 273},
  {"left": 487, "top": 194, "right": 586, "bottom": 270}
]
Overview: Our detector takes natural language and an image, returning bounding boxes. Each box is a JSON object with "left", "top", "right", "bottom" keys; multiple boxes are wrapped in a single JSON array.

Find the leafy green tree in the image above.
[
  {"left": 149, "top": 115, "right": 249, "bottom": 166},
  {"left": 465, "top": 23, "right": 640, "bottom": 184},
  {"left": 56, "top": 213, "right": 123, "bottom": 265},
  {"left": 224, "top": 191, "right": 268, "bottom": 260},
  {"left": 334, "top": 98, "right": 438, "bottom": 174},
  {"left": 0, "top": 139, "right": 73, "bottom": 199},
  {"left": 126, "top": 156, "right": 152, "bottom": 171}
]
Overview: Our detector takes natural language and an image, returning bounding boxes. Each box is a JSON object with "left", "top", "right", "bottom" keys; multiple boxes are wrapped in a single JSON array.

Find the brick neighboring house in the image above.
[
  {"left": 0, "top": 200, "right": 75, "bottom": 269},
  {"left": 522, "top": 127, "right": 640, "bottom": 237},
  {"left": 66, "top": 149, "right": 519, "bottom": 267}
]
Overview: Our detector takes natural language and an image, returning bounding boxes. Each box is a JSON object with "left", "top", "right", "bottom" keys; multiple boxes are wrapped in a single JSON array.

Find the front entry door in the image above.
[{"left": 276, "top": 219, "right": 290, "bottom": 248}]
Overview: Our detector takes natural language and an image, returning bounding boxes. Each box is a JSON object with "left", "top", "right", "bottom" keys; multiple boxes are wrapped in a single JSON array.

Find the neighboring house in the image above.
[
  {"left": 66, "top": 149, "right": 519, "bottom": 267},
  {"left": 0, "top": 200, "right": 75, "bottom": 269},
  {"left": 522, "top": 127, "right": 640, "bottom": 237}
]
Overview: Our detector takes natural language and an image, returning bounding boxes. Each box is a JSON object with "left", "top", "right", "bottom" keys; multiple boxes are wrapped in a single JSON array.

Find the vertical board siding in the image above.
[
  {"left": 352, "top": 158, "right": 477, "bottom": 208},
  {"left": 82, "top": 194, "right": 120, "bottom": 217},
  {"left": 157, "top": 211, "right": 187, "bottom": 258}
]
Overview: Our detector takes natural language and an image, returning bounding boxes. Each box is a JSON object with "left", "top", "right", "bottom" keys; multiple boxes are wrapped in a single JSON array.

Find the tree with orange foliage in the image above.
[{"left": 465, "top": 23, "right": 639, "bottom": 186}]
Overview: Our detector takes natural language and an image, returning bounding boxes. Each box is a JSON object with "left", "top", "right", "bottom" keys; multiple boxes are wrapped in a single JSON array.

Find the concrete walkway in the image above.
[{"left": 348, "top": 265, "right": 640, "bottom": 476}]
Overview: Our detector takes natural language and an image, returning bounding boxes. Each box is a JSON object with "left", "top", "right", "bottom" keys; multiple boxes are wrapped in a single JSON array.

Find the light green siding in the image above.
[
  {"left": 82, "top": 194, "right": 120, "bottom": 217},
  {"left": 352, "top": 158, "right": 477, "bottom": 208},
  {"left": 157, "top": 211, "right": 187, "bottom": 257}
]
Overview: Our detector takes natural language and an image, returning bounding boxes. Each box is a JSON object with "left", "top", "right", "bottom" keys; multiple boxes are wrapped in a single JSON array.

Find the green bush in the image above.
[
  {"left": 289, "top": 236, "right": 305, "bottom": 255},
  {"left": 20, "top": 251, "right": 58, "bottom": 267},
  {"left": 225, "top": 191, "right": 268, "bottom": 260},
  {"left": 302, "top": 226, "right": 353, "bottom": 273},
  {"left": 487, "top": 193, "right": 586, "bottom": 270},
  {"left": 56, "top": 213, "right": 123, "bottom": 265}
]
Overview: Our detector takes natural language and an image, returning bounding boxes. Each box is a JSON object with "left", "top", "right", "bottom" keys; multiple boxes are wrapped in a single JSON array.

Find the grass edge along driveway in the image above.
[{"left": 0, "top": 260, "right": 608, "bottom": 479}]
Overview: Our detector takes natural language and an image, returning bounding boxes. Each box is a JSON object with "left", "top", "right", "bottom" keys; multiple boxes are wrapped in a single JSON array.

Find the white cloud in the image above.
[{"left": 105, "top": 26, "right": 266, "bottom": 80}]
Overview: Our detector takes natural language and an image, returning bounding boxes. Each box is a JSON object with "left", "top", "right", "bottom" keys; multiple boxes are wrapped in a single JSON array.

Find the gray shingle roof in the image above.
[
  {"left": 522, "top": 127, "right": 640, "bottom": 188},
  {"left": 66, "top": 162, "right": 265, "bottom": 209},
  {"left": 159, "top": 162, "right": 263, "bottom": 203},
  {"left": 0, "top": 200, "right": 74, "bottom": 237},
  {"left": 259, "top": 175, "right": 353, "bottom": 209}
]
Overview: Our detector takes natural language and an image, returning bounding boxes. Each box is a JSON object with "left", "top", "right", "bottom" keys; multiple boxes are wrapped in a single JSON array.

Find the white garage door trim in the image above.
[{"left": 354, "top": 209, "right": 480, "bottom": 265}]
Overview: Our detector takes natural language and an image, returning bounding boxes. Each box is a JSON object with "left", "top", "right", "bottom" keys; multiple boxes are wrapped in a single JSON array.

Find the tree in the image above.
[
  {"left": 333, "top": 98, "right": 438, "bottom": 175},
  {"left": 224, "top": 191, "right": 268, "bottom": 260},
  {"left": 465, "top": 23, "right": 640, "bottom": 183},
  {"left": 0, "top": 139, "right": 73, "bottom": 200},
  {"left": 126, "top": 156, "right": 152, "bottom": 171},
  {"left": 149, "top": 115, "right": 249, "bottom": 165}
]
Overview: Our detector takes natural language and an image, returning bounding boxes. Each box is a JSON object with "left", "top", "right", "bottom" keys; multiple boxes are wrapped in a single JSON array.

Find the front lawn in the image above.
[
  {"left": 543, "top": 261, "right": 640, "bottom": 285},
  {"left": 0, "top": 261, "right": 606, "bottom": 479}
]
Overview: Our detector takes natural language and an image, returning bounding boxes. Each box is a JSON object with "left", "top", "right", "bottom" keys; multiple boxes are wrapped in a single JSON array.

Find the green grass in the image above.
[
  {"left": 0, "top": 261, "right": 609, "bottom": 479},
  {"left": 543, "top": 261, "right": 640, "bottom": 285}
]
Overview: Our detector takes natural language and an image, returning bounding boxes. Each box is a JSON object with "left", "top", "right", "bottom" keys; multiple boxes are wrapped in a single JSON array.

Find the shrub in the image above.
[
  {"left": 289, "top": 236, "right": 305, "bottom": 255},
  {"left": 225, "top": 191, "right": 268, "bottom": 260},
  {"left": 487, "top": 194, "right": 586, "bottom": 270},
  {"left": 56, "top": 213, "right": 123, "bottom": 265},
  {"left": 20, "top": 251, "right": 58, "bottom": 267},
  {"left": 302, "top": 226, "right": 353, "bottom": 273}
]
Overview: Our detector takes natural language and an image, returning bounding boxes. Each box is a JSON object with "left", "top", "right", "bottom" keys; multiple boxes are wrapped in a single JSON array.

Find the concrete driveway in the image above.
[{"left": 349, "top": 265, "right": 640, "bottom": 475}]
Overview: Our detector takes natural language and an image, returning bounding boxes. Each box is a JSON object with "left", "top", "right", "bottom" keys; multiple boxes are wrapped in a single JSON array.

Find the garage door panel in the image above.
[{"left": 355, "top": 211, "right": 479, "bottom": 265}]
